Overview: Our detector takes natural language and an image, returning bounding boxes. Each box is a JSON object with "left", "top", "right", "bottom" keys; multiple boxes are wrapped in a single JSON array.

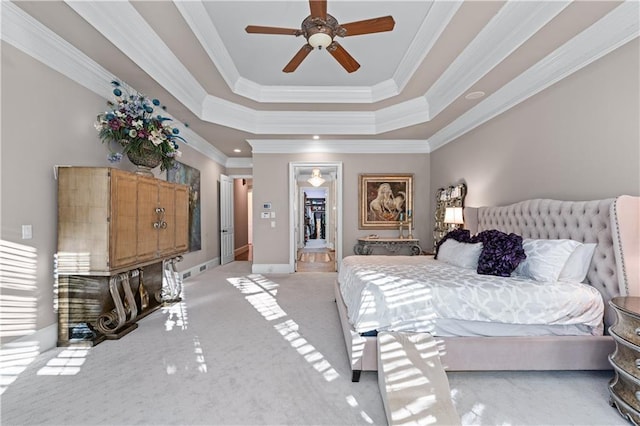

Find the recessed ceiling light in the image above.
[
  {"left": 312, "top": 135, "right": 320, "bottom": 140},
  {"left": 465, "top": 91, "right": 486, "bottom": 100},
  {"left": 233, "top": 148, "right": 241, "bottom": 153}
]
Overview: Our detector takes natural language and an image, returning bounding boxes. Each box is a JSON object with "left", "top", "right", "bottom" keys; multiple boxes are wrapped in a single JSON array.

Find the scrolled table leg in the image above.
[
  {"left": 121, "top": 272, "right": 138, "bottom": 322},
  {"left": 96, "top": 275, "right": 127, "bottom": 334}
]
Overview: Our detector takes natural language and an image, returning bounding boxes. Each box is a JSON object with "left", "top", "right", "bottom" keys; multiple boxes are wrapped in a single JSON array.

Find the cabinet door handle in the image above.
[{"left": 160, "top": 221, "right": 167, "bottom": 229}]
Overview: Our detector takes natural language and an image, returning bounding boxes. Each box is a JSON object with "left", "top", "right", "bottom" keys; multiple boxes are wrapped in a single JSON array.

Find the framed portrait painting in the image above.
[{"left": 359, "top": 173, "right": 413, "bottom": 229}]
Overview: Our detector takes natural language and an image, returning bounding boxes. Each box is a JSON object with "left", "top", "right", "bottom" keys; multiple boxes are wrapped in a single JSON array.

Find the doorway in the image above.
[
  {"left": 231, "top": 176, "right": 253, "bottom": 262},
  {"left": 289, "top": 162, "right": 342, "bottom": 273},
  {"left": 298, "top": 187, "right": 334, "bottom": 272}
]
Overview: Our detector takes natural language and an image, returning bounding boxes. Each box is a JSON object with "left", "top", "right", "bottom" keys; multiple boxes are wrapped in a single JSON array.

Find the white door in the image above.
[{"left": 220, "top": 174, "right": 234, "bottom": 265}]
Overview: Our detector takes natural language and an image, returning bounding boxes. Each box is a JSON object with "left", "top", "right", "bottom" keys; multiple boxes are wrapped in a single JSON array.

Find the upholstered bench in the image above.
[{"left": 377, "top": 331, "right": 460, "bottom": 425}]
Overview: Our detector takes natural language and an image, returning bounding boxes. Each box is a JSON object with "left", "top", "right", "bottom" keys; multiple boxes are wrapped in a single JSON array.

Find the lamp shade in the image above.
[
  {"left": 308, "top": 168, "right": 325, "bottom": 187},
  {"left": 444, "top": 207, "right": 464, "bottom": 225}
]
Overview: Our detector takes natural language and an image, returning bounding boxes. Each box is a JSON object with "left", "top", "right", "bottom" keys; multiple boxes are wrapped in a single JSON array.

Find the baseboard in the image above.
[
  {"left": 252, "top": 264, "right": 292, "bottom": 274},
  {"left": 234, "top": 244, "right": 251, "bottom": 256},
  {"left": 180, "top": 257, "right": 220, "bottom": 280},
  {"left": 1, "top": 323, "right": 58, "bottom": 354}
]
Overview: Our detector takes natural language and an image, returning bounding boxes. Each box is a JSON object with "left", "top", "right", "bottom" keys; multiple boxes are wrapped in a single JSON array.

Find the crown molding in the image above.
[
  {"left": 181, "top": 127, "right": 228, "bottom": 166},
  {"left": 225, "top": 157, "right": 253, "bottom": 169},
  {"left": 256, "top": 111, "right": 376, "bottom": 135},
  {"left": 6, "top": 0, "right": 637, "bottom": 155},
  {"left": 375, "top": 96, "right": 429, "bottom": 134},
  {"left": 0, "top": 2, "right": 114, "bottom": 98},
  {"left": 66, "top": 1, "right": 208, "bottom": 114},
  {"left": 425, "top": 0, "right": 570, "bottom": 119},
  {"left": 247, "top": 139, "right": 430, "bottom": 154},
  {"left": 174, "top": 0, "right": 458, "bottom": 104},
  {"left": 392, "top": 1, "right": 462, "bottom": 95},
  {"left": 235, "top": 78, "right": 381, "bottom": 104},
  {"left": 1, "top": 1, "right": 228, "bottom": 167},
  {"left": 174, "top": 1, "right": 240, "bottom": 92},
  {"left": 428, "top": 1, "right": 640, "bottom": 151}
]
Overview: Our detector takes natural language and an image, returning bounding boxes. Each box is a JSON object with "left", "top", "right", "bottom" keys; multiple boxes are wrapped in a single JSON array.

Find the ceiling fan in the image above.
[{"left": 245, "top": 0, "right": 395, "bottom": 73}]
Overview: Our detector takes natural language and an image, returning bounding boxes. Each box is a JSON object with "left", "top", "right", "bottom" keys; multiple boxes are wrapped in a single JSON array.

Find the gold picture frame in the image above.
[{"left": 359, "top": 173, "right": 413, "bottom": 229}]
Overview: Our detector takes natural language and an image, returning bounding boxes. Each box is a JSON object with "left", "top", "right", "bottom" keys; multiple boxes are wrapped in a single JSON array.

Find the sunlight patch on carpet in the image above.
[
  {"left": 227, "top": 274, "right": 376, "bottom": 421},
  {"left": 36, "top": 346, "right": 88, "bottom": 376}
]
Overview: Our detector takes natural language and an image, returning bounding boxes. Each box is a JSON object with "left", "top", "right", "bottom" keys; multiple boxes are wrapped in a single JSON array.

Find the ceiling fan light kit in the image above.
[
  {"left": 308, "top": 30, "right": 333, "bottom": 49},
  {"left": 245, "top": 0, "right": 395, "bottom": 73}
]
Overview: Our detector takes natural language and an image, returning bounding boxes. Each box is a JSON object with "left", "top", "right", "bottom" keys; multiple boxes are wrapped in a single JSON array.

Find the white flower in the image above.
[
  {"left": 128, "top": 129, "right": 137, "bottom": 138},
  {"left": 134, "top": 120, "right": 143, "bottom": 129},
  {"left": 149, "top": 130, "right": 164, "bottom": 146}
]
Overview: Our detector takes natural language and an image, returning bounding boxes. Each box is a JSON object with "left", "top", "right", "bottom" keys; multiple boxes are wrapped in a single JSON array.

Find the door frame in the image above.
[{"left": 288, "top": 161, "right": 343, "bottom": 273}]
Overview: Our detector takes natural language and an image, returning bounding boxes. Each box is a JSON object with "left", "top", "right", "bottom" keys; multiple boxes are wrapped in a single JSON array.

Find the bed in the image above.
[{"left": 336, "top": 196, "right": 639, "bottom": 381}]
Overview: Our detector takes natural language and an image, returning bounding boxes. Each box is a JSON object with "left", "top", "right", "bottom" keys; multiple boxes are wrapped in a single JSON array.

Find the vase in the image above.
[{"left": 125, "top": 141, "right": 163, "bottom": 176}]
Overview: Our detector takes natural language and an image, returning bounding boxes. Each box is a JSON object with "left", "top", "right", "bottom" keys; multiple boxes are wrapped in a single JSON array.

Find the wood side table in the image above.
[{"left": 609, "top": 296, "right": 640, "bottom": 424}]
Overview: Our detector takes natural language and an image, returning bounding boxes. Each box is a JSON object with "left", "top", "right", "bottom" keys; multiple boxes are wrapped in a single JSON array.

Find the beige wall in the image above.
[
  {"left": 0, "top": 43, "right": 223, "bottom": 345},
  {"left": 430, "top": 38, "right": 640, "bottom": 242},
  {"left": 2, "top": 33, "right": 637, "bottom": 347},
  {"left": 252, "top": 153, "right": 430, "bottom": 268},
  {"left": 173, "top": 147, "right": 225, "bottom": 272}
]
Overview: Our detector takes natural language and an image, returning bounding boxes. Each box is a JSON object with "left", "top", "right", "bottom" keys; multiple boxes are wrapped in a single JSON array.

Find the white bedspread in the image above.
[{"left": 338, "top": 256, "right": 604, "bottom": 335}]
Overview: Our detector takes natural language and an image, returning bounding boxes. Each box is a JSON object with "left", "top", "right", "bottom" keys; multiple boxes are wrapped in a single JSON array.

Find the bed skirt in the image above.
[{"left": 334, "top": 280, "right": 615, "bottom": 382}]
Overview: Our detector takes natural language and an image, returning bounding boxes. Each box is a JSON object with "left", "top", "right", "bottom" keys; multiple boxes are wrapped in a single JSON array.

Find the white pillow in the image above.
[
  {"left": 558, "top": 243, "right": 597, "bottom": 282},
  {"left": 515, "top": 239, "right": 582, "bottom": 283},
  {"left": 437, "top": 239, "right": 484, "bottom": 270}
]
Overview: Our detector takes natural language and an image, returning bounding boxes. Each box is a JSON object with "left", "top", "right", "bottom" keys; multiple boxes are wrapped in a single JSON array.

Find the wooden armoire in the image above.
[{"left": 56, "top": 167, "right": 189, "bottom": 345}]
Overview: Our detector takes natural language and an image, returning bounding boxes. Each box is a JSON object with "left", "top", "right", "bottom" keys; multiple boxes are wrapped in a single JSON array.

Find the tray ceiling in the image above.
[{"left": 4, "top": 1, "right": 638, "bottom": 164}]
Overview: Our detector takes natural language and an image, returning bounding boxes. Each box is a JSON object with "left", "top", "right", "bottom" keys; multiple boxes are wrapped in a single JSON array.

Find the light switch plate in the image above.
[
  {"left": 261, "top": 212, "right": 270, "bottom": 219},
  {"left": 22, "top": 224, "right": 33, "bottom": 239}
]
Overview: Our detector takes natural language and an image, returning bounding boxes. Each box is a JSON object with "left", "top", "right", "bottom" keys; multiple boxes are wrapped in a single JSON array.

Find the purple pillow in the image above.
[
  {"left": 471, "top": 230, "right": 526, "bottom": 277},
  {"left": 435, "top": 229, "right": 471, "bottom": 259}
]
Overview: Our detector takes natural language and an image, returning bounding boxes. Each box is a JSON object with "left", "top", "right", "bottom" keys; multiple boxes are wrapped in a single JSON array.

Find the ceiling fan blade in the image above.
[
  {"left": 283, "top": 44, "right": 314, "bottom": 73},
  {"left": 309, "top": 0, "right": 327, "bottom": 20},
  {"left": 245, "top": 25, "right": 300, "bottom": 35},
  {"left": 340, "top": 16, "right": 395, "bottom": 36},
  {"left": 327, "top": 42, "right": 360, "bottom": 73}
]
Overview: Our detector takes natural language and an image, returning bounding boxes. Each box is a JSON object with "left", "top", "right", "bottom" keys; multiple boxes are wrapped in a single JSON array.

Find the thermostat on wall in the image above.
[{"left": 263, "top": 202, "right": 272, "bottom": 209}]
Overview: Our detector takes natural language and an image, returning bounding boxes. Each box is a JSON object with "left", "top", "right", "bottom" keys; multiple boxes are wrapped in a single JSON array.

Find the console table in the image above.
[
  {"left": 354, "top": 237, "right": 422, "bottom": 256},
  {"left": 608, "top": 296, "right": 640, "bottom": 424}
]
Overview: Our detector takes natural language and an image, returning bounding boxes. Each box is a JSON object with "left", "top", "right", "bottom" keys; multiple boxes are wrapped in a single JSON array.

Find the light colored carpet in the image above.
[{"left": 0, "top": 261, "right": 627, "bottom": 425}]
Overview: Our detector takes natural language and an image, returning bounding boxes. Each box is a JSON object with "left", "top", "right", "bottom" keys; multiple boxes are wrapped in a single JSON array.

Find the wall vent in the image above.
[
  {"left": 200, "top": 265, "right": 206, "bottom": 272},
  {"left": 183, "top": 271, "right": 191, "bottom": 279}
]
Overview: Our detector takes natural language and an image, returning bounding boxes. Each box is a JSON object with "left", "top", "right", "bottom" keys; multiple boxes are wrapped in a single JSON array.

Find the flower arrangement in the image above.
[{"left": 95, "top": 80, "right": 185, "bottom": 171}]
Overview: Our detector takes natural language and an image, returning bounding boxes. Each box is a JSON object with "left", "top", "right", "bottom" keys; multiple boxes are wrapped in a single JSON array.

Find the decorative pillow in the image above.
[
  {"left": 514, "top": 239, "right": 582, "bottom": 283},
  {"left": 558, "top": 243, "right": 597, "bottom": 282},
  {"left": 471, "top": 230, "right": 526, "bottom": 277},
  {"left": 435, "top": 229, "right": 471, "bottom": 259},
  {"left": 437, "top": 239, "right": 484, "bottom": 270}
]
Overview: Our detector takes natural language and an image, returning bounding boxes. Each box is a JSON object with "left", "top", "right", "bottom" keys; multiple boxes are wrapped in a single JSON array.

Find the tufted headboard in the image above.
[{"left": 464, "top": 197, "right": 639, "bottom": 330}]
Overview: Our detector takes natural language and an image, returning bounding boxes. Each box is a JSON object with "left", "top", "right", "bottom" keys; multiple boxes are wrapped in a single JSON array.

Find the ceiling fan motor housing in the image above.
[{"left": 303, "top": 14, "right": 344, "bottom": 49}]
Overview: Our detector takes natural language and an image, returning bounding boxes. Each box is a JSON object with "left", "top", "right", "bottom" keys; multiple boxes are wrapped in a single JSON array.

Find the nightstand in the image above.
[{"left": 608, "top": 296, "right": 640, "bottom": 424}]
